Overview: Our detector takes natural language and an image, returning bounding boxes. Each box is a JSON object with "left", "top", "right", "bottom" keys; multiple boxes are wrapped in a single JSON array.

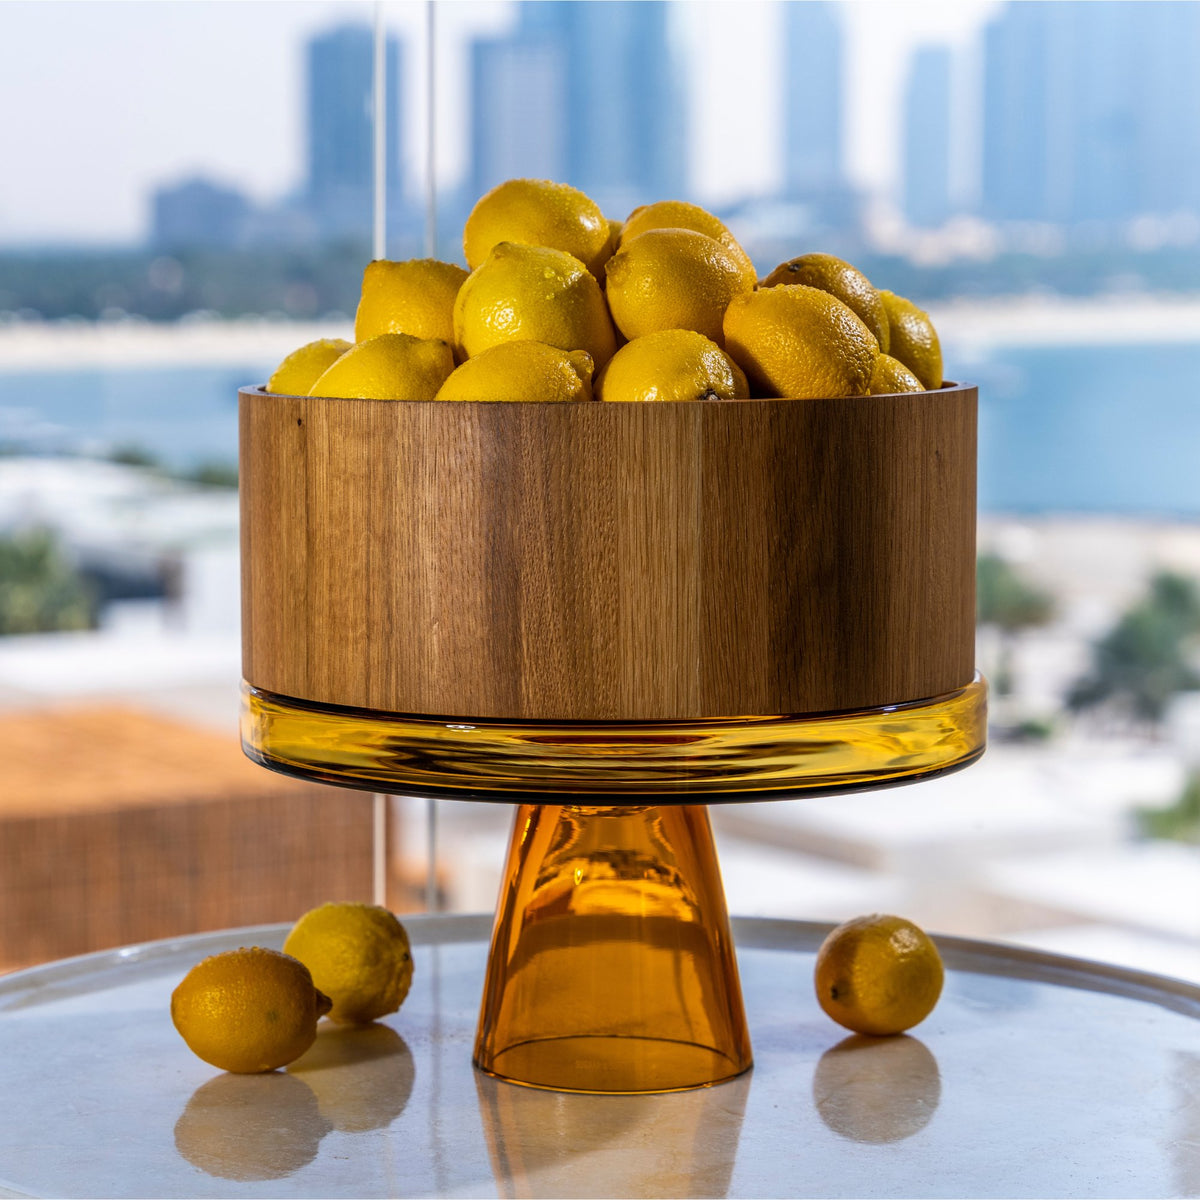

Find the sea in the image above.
[{"left": 1, "top": 339, "right": 1199, "bottom": 516}]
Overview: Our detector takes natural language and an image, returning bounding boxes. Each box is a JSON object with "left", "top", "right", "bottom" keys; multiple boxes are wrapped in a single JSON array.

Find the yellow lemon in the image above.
[
  {"left": 869, "top": 354, "right": 925, "bottom": 395},
  {"left": 171, "top": 947, "right": 331, "bottom": 1074},
  {"left": 283, "top": 902, "right": 414, "bottom": 1025},
  {"left": 453, "top": 241, "right": 617, "bottom": 369},
  {"left": 354, "top": 258, "right": 469, "bottom": 344},
  {"left": 619, "top": 200, "right": 757, "bottom": 291},
  {"left": 722, "top": 285, "right": 879, "bottom": 398},
  {"left": 595, "top": 329, "right": 748, "bottom": 404},
  {"left": 463, "top": 178, "right": 610, "bottom": 278},
  {"left": 604, "top": 228, "right": 752, "bottom": 346},
  {"left": 878, "top": 291, "right": 943, "bottom": 389},
  {"left": 266, "top": 339, "right": 352, "bottom": 396},
  {"left": 308, "top": 333, "right": 454, "bottom": 400},
  {"left": 814, "top": 914, "right": 944, "bottom": 1036},
  {"left": 435, "top": 340, "right": 593, "bottom": 403},
  {"left": 761, "top": 253, "right": 890, "bottom": 354}
]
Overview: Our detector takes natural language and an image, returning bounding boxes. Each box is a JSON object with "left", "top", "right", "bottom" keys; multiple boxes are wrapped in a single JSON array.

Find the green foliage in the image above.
[
  {"left": 1138, "top": 774, "right": 1200, "bottom": 843},
  {"left": 181, "top": 461, "right": 238, "bottom": 489},
  {"left": 0, "top": 529, "right": 95, "bottom": 635},
  {"left": 107, "top": 444, "right": 161, "bottom": 470},
  {"left": 1069, "top": 572, "right": 1200, "bottom": 724},
  {"left": 977, "top": 553, "right": 1056, "bottom": 633}
]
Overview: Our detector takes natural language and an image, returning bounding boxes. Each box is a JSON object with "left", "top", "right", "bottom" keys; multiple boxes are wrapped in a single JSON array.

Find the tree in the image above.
[
  {"left": 976, "top": 553, "right": 1056, "bottom": 697},
  {"left": 1068, "top": 571, "right": 1200, "bottom": 727},
  {"left": 0, "top": 530, "right": 95, "bottom": 635}
]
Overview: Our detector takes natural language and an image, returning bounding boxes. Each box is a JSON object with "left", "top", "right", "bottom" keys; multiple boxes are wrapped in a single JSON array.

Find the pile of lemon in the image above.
[
  {"left": 267, "top": 178, "right": 942, "bottom": 406},
  {"left": 172, "top": 902, "right": 413, "bottom": 1074}
]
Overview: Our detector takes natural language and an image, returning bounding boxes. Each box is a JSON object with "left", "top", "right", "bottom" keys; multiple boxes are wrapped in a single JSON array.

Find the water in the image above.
[{"left": 1, "top": 341, "right": 1199, "bottom": 515}]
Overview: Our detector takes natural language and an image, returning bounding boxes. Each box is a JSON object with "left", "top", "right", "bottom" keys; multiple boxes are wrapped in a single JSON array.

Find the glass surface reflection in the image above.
[
  {"left": 289, "top": 1022, "right": 415, "bottom": 1133},
  {"left": 173, "top": 1071, "right": 330, "bottom": 1181},
  {"left": 476, "top": 1069, "right": 751, "bottom": 1198},
  {"left": 812, "top": 1034, "right": 941, "bottom": 1144}
]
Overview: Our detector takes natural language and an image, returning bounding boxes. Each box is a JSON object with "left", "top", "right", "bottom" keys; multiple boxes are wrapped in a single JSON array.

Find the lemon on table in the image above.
[
  {"left": 453, "top": 241, "right": 617, "bottom": 369},
  {"left": 619, "top": 200, "right": 757, "bottom": 291},
  {"left": 723, "top": 284, "right": 879, "bottom": 398},
  {"left": 463, "top": 178, "right": 611, "bottom": 279},
  {"left": 171, "top": 946, "right": 331, "bottom": 1074},
  {"left": 266, "top": 339, "right": 352, "bottom": 396},
  {"left": 283, "top": 902, "right": 413, "bottom": 1025},
  {"left": 354, "top": 258, "right": 470, "bottom": 344},
  {"left": 761, "top": 253, "right": 890, "bottom": 354},
  {"left": 604, "top": 227, "right": 752, "bottom": 346},
  {"left": 869, "top": 354, "right": 925, "bottom": 395},
  {"left": 878, "top": 291, "right": 943, "bottom": 389},
  {"left": 435, "top": 340, "right": 593, "bottom": 403},
  {"left": 814, "top": 914, "right": 944, "bottom": 1036},
  {"left": 595, "top": 329, "right": 749, "bottom": 404},
  {"left": 308, "top": 332, "right": 454, "bottom": 400}
]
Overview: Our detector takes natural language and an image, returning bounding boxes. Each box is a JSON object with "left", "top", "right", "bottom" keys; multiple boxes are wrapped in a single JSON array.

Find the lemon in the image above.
[
  {"left": 171, "top": 946, "right": 331, "bottom": 1074},
  {"left": 435, "top": 341, "right": 593, "bottom": 403},
  {"left": 595, "top": 329, "right": 748, "bottom": 404},
  {"left": 463, "top": 178, "right": 611, "bottom": 279},
  {"left": 453, "top": 241, "right": 617, "bottom": 369},
  {"left": 604, "top": 228, "right": 752, "bottom": 347},
  {"left": 878, "top": 291, "right": 943, "bottom": 389},
  {"left": 723, "top": 285, "right": 879, "bottom": 398},
  {"left": 761, "top": 253, "right": 890, "bottom": 354},
  {"left": 283, "top": 902, "right": 413, "bottom": 1025},
  {"left": 869, "top": 354, "right": 925, "bottom": 395},
  {"left": 814, "top": 914, "right": 944, "bottom": 1036},
  {"left": 266, "top": 339, "right": 352, "bottom": 396},
  {"left": 354, "top": 258, "right": 469, "bottom": 344},
  {"left": 619, "top": 200, "right": 757, "bottom": 291},
  {"left": 308, "top": 332, "right": 454, "bottom": 400}
]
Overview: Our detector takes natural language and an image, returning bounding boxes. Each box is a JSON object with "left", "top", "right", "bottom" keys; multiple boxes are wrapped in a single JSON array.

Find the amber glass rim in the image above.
[{"left": 240, "top": 675, "right": 987, "bottom": 804}]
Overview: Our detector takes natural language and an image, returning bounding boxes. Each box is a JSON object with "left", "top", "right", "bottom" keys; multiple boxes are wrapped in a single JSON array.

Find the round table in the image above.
[{"left": 0, "top": 914, "right": 1197, "bottom": 1198}]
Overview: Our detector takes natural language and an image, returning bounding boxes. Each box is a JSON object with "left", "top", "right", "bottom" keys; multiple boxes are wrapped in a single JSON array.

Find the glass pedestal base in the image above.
[{"left": 474, "top": 804, "right": 752, "bottom": 1093}]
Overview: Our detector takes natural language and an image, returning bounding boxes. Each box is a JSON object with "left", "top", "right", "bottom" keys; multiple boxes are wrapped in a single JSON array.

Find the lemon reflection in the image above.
[
  {"left": 813, "top": 1034, "right": 941, "bottom": 1144},
  {"left": 289, "top": 1022, "right": 415, "bottom": 1133},
  {"left": 477, "top": 1070, "right": 751, "bottom": 1198},
  {"left": 174, "top": 1072, "right": 330, "bottom": 1181}
]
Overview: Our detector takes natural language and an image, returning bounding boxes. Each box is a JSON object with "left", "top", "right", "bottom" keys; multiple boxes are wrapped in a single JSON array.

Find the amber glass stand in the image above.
[{"left": 474, "top": 804, "right": 752, "bottom": 1094}]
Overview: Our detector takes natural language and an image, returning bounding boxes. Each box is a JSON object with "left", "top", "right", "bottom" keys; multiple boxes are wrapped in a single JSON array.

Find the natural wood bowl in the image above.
[{"left": 240, "top": 385, "right": 977, "bottom": 724}]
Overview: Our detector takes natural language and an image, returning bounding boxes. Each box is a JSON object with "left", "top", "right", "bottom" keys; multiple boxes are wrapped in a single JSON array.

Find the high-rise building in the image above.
[
  {"left": 306, "top": 24, "right": 402, "bottom": 240},
  {"left": 469, "top": 2, "right": 685, "bottom": 215},
  {"left": 151, "top": 178, "right": 251, "bottom": 250},
  {"left": 981, "top": 2, "right": 1200, "bottom": 227},
  {"left": 782, "top": 3, "right": 844, "bottom": 198},
  {"left": 902, "top": 46, "right": 953, "bottom": 229}
]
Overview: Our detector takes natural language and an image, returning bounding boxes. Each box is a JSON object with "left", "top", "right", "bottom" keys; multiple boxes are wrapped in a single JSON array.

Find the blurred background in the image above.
[{"left": 1, "top": 0, "right": 1197, "bottom": 981}]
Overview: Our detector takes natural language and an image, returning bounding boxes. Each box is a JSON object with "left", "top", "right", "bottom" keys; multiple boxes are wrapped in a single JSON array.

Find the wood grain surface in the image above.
[{"left": 240, "top": 386, "right": 977, "bottom": 721}]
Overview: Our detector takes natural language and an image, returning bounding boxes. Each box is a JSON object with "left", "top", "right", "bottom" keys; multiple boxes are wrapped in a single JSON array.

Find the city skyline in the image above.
[{"left": 0, "top": 0, "right": 998, "bottom": 247}]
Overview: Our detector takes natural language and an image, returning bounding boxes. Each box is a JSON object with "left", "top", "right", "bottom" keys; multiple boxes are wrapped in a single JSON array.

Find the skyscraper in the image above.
[
  {"left": 469, "top": 2, "right": 685, "bottom": 215},
  {"left": 306, "top": 24, "right": 402, "bottom": 240},
  {"left": 981, "top": 2, "right": 1200, "bottom": 227},
  {"left": 902, "top": 46, "right": 953, "bottom": 229},
  {"left": 782, "top": 3, "right": 844, "bottom": 198}
]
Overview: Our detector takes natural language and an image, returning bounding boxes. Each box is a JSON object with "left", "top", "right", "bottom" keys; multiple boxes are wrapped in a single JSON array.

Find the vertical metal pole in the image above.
[
  {"left": 372, "top": 1, "right": 387, "bottom": 261},
  {"left": 373, "top": 793, "right": 389, "bottom": 907},
  {"left": 424, "top": 0, "right": 439, "bottom": 915},
  {"left": 425, "top": 0, "right": 438, "bottom": 258}
]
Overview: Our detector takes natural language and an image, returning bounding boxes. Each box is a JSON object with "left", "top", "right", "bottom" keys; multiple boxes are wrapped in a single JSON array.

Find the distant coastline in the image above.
[{"left": 0, "top": 294, "right": 1199, "bottom": 371}]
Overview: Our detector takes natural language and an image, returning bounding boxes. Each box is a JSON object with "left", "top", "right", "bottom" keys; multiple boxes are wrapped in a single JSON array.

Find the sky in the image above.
[{"left": 0, "top": 0, "right": 1000, "bottom": 246}]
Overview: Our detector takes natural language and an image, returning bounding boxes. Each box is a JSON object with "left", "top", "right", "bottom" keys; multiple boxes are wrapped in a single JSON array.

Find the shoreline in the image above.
[{"left": 0, "top": 294, "right": 1198, "bottom": 370}]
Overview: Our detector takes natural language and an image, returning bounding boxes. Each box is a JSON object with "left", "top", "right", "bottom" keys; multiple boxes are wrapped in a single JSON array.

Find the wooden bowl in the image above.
[{"left": 239, "top": 385, "right": 984, "bottom": 799}]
